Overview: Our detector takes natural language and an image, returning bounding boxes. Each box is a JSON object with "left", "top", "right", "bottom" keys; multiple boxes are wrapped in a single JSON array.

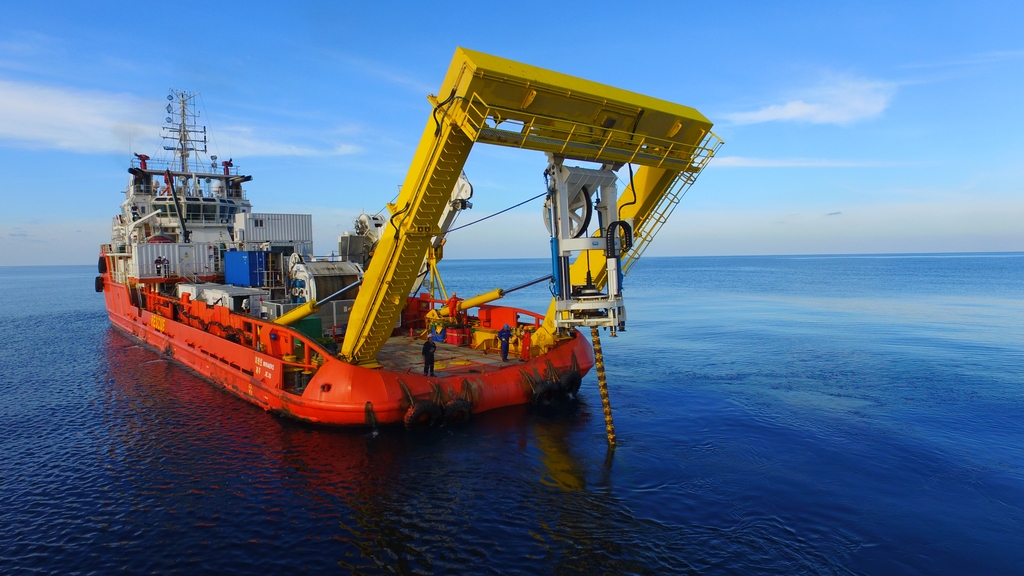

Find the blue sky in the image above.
[{"left": 0, "top": 1, "right": 1021, "bottom": 265}]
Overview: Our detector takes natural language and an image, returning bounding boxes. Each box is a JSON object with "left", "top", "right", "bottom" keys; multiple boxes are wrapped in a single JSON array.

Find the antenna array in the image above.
[{"left": 161, "top": 89, "right": 208, "bottom": 173}]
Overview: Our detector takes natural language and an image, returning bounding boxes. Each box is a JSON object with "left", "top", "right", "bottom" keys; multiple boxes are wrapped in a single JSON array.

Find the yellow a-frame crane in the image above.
[{"left": 340, "top": 48, "right": 721, "bottom": 367}]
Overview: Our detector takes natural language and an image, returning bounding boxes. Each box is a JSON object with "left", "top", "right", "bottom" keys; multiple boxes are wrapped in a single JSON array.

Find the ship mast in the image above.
[
  {"left": 162, "top": 89, "right": 208, "bottom": 176},
  {"left": 179, "top": 91, "right": 188, "bottom": 172}
]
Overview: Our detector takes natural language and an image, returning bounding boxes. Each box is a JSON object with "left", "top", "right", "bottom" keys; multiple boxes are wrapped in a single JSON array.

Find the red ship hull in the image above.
[{"left": 100, "top": 272, "right": 594, "bottom": 427}]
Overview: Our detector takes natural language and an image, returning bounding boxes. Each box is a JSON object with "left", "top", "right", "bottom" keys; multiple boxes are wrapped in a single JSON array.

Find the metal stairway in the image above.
[
  {"left": 340, "top": 128, "right": 473, "bottom": 366},
  {"left": 621, "top": 133, "right": 722, "bottom": 275}
]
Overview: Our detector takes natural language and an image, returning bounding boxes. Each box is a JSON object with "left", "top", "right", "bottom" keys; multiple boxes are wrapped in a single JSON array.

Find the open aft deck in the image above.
[{"left": 376, "top": 336, "right": 523, "bottom": 377}]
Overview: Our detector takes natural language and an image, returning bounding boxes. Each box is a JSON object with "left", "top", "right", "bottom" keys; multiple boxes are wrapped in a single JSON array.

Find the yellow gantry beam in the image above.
[{"left": 341, "top": 47, "right": 718, "bottom": 366}]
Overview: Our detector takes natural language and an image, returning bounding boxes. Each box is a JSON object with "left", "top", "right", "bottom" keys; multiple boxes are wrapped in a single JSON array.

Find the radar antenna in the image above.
[{"left": 161, "top": 89, "right": 209, "bottom": 174}]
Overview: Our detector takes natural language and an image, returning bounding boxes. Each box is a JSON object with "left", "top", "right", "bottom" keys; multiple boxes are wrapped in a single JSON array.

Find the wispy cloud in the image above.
[
  {"left": 725, "top": 75, "right": 896, "bottom": 125},
  {"left": 0, "top": 79, "right": 153, "bottom": 153},
  {"left": 0, "top": 31, "right": 59, "bottom": 74},
  {"left": 712, "top": 156, "right": 905, "bottom": 168},
  {"left": 332, "top": 54, "right": 435, "bottom": 94},
  {"left": 0, "top": 78, "right": 359, "bottom": 157},
  {"left": 900, "top": 49, "right": 1024, "bottom": 70},
  {"left": 213, "top": 125, "right": 360, "bottom": 157}
]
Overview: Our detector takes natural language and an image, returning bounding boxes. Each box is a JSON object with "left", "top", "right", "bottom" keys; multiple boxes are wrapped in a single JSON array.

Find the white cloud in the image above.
[
  {"left": 712, "top": 156, "right": 905, "bottom": 168},
  {"left": 212, "top": 125, "right": 361, "bottom": 157},
  {"left": 726, "top": 75, "right": 895, "bottom": 125},
  {"left": 0, "top": 78, "right": 359, "bottom": 157},
  {"left": 0, "top": 79, "right": 155, "bottom": 153}
]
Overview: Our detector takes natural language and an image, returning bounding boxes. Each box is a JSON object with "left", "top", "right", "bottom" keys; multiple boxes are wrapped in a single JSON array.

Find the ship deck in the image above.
[{"left": 376, "top": 336, "right": 520, "bottom": 377}]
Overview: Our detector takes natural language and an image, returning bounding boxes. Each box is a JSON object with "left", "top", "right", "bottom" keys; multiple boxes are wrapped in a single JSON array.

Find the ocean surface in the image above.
[{"left": 1, "top": 254, "right": 1022, "bottom": 574}]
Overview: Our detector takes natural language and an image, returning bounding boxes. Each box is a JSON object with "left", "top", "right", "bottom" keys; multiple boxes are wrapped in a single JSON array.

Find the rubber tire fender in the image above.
[
  {"left": 94, "top": 276, "right": 104, "bottom": 293},
  {"left": 443, "top": 398, "right": 472, "bottom": 425},
  {"left": 559, "top": 370, "right": 583, "bottom": 397},
  {"left": 98, "top": 256, "right": 107, "bottom": 274},
  {"left": 404, "top": 401, "right": 443, "bottom": 429},
  {"left": 532, "top": 380, "right": 563, "bottom": 406}
]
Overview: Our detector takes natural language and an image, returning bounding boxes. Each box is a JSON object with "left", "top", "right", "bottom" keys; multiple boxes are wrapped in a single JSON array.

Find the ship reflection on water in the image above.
[{"left": 97, "top": 327, "right": 646, "bottom": 573}]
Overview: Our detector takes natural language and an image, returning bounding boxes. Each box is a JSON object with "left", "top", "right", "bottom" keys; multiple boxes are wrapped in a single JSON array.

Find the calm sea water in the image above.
[{"left": 1, "top": 254, "right": 1022, "bottom": 574}]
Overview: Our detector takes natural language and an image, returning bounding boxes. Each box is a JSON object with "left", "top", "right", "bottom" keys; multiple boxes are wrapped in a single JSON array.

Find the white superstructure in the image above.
[{"left": 103, "top": 90, "right": 312, "bottom": 285}]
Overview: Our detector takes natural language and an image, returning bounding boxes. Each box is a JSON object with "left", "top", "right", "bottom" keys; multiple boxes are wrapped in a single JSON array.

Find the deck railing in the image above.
[{"left": 448, "top": 93, "right": 721, "bottom": 173}]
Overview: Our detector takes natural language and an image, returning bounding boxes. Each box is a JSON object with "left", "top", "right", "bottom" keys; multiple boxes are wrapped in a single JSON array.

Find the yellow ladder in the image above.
[
  {"left": 340, "top": 126, "right": 473, "bottom": 365},
  {"left": 621, "top": 135, "right": 721, "bottom": 274}
]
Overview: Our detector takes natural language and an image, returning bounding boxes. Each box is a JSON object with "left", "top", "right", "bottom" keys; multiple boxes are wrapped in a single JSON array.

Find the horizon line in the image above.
[{"left": 2, "top": 250, "right": 1022, "bottom": 268}]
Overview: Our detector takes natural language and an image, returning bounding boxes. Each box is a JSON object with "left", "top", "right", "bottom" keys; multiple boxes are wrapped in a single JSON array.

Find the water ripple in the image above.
[{"left": 1, "top": 258, "right": 1023, "bottom": 574}]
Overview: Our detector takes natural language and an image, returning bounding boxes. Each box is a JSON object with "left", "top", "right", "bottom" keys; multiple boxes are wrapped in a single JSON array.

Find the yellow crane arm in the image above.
[
  {"left": 341, "top": 47, "right": 718, "bottom": 366},
  {"left": 274, "top": 278, "right": 363, "bottom": 327},
  {"left": 437, "top": 288, "right": 505, "bottom": 317},
  {"left": 338, "top": 81, "right": 476, "bottom": 366},
  {"left": 274, "top": 300, "right": 320, "bottom": 326}
]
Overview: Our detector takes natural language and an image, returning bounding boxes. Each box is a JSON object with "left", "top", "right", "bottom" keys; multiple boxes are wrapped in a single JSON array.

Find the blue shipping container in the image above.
[{"left": 225, "top": 251, "right": 268, "bottom": 287}]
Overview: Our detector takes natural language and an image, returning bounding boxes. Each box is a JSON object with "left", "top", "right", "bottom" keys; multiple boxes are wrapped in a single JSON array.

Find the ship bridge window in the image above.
[
  {"left": 186, "top": 201, "right": 202, "bottom": 221},
  {"left": 220, "top": 206, "right": 238, "bottom": 220},
  {"left": 153, "top": 201, "right": 176, "bottom": 217},
  {"left": 203, "top": 203, "right": 218, "bottom": 220}
]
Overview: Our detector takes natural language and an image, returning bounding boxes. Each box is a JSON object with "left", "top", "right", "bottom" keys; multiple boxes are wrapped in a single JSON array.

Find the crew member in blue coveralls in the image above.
[
  {"left": 497, "top": 323, "right": 512, "bottom": 363},
  {"left": 422, "top": 336, "right": 436, "bottom": 376}
]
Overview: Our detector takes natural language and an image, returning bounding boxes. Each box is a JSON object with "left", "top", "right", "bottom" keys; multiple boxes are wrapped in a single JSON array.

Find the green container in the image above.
[{"left": 292, "top": 316, "right": 323, "bottom": 340}]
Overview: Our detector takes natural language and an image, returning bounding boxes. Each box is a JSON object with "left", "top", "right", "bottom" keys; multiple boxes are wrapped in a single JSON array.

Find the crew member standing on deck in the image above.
[
  {"left": 154, "top": 256, "right": 164, "bottom": 277},
  {"left": 422, "top": 336, "right": 437, "bottom": 377},
  {"left": 520, "top": 327, "right": 532, "bottom": 362},
  {"left": 497, "top": 323, "right": 512, "bottom": 363}
]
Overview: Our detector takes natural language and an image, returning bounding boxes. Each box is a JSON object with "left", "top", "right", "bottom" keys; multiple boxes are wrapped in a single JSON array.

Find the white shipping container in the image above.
[
  {"left": 241, "top": 241, "right": 313, "bottom": 255},
  {"left": 176, "top": 283, "right": 270, "bottom": 313},
  {"left": 175, "top": 284, "right": 200, "bottom": 299},
  {"left": 234, "top": 213, "right": 313, "bottom": 244},
  {"left": 131, "top": 242, "right": 219, "bottom": 279}
]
